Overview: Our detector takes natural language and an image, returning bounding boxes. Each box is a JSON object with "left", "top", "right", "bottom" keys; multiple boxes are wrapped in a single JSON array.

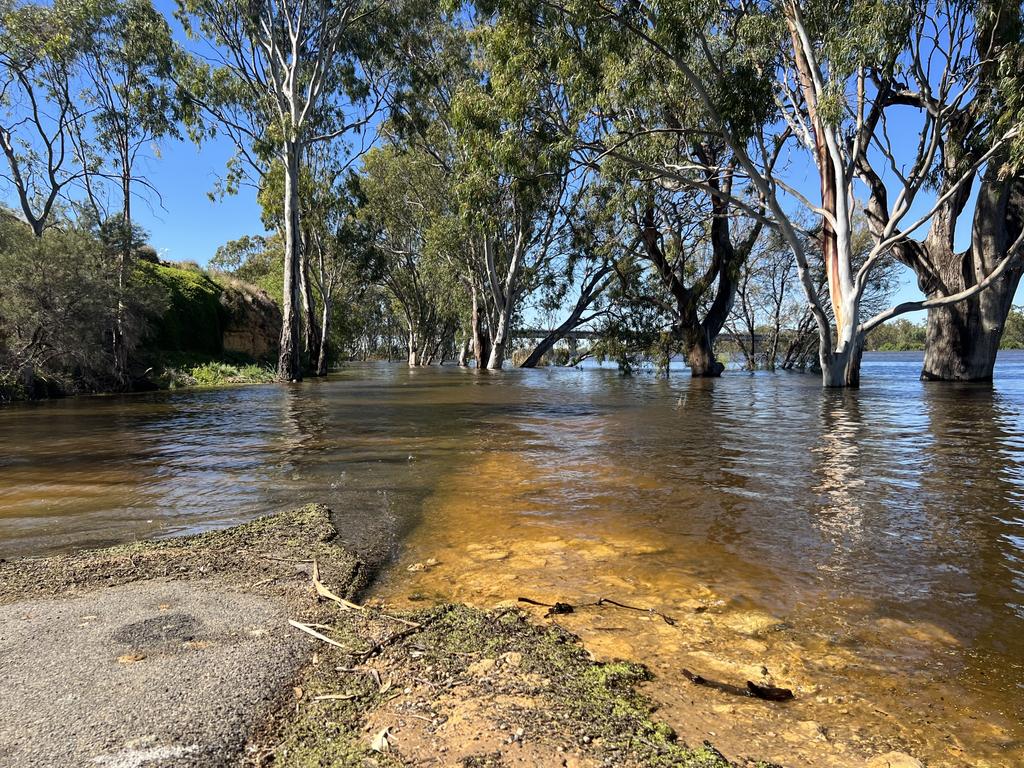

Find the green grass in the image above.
[{"left": 154, "top": 359, "right": 277, "bottom": 390}]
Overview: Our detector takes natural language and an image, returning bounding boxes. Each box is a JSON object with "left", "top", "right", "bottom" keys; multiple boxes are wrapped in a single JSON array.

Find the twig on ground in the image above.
[
  {"left": 288, "top": 619, "right": 347, "bottom": 649},
  {"left": 312, "top": 693, "right": 361, "bottom": 701},
  {"left": 313, "top": 560, "right": 420, "bottom": 628}
]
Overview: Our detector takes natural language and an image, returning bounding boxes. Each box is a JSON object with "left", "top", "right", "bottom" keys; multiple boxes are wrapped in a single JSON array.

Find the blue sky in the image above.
[{"left": 126, "top": 0, "right": 266, "bottom": 264}]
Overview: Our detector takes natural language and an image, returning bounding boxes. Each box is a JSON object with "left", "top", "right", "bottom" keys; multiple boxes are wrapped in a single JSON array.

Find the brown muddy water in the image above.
[{"left": 2, "top": 353, "right": 1023, "bottom": 766}]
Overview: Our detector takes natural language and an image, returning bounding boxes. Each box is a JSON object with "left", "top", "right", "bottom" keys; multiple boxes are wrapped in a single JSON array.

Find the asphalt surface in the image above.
[{"left": 0, "top": 580, "right": 315, "bottom": 767}]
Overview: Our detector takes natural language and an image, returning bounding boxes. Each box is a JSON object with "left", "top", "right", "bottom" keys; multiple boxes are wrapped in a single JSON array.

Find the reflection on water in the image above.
[{"left": 3, "top": 354, "right": 1024, "bottom": 765}]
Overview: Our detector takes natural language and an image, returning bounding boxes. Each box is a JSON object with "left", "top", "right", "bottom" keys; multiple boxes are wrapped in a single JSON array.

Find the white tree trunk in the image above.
[{"left": 278, "top": 142, "right": 303, "bottom": 381}]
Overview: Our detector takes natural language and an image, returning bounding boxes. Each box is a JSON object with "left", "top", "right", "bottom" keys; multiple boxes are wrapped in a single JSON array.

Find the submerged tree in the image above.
[
  {"left": 503, "top": 0, "right": 1024, "bottom": 387},
  {"left": 359, "top": 144, "right": 463, "bottom": 367},
  {"left": 862, "top": 0, "right": 1024, "bottom": 381}
]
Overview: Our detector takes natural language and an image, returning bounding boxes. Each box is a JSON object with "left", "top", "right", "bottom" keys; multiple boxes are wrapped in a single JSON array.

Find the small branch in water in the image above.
[
  {"left": 593, "top": 597, "right": 677, "bottom": 626},
  {"left": 517, "top": 596, "right": 678, "bottom": 625},
  {"left": 682, "top": 668, "right": 795, "bottom": 702}
]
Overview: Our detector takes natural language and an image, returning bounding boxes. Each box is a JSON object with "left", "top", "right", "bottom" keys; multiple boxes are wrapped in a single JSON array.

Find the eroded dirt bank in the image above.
[{"left": 0, "top": 507, "right": 778, "bottom": 768}]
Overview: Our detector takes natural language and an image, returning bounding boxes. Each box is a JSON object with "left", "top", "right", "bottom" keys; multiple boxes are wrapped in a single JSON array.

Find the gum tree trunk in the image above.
[
  {"left": 278, "top": 141, "right": 303, "bottom": 381},
  {"left": 487, "top": 307, "right": 511, "bottom": 370},
  {"left": 919, "top": 181, "right": 1024, "bottom": 381},
  {"left": 521, "top": 267, "right": 611, "bottom": 369},
  {"left": 298, "top": 244, "right": 321, "bottom": 372},
  {"left": 316, "top": 297, "right": 331, "bottom": 376},
  {"left": 684, "top": 330, "right": 724, "bottom": 378},
  {"left": 471, "top": 283, "right": 489, "bottom": 369},
  {"left": 821, "top": 341, "right": 864, "bottom": 388},
  {"left": 407, "top": 327, "right": 419, "bottom": 367}
]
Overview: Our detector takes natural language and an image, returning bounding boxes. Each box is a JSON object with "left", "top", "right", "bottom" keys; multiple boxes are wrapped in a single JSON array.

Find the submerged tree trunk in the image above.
[
  {"left": 520, "top": 331, "right": 560, "bottom": 369},
  {"left": 919, "top": 180, "right": 1024, "bottom": 381},
  {"left": 316, "top": 297, "right": 331, "bottom": 376},
  {"left": 684, "top": 329, "right": 724, "bottom": 378},
  {"left": 487, "top": 308, "right": 510, "bottom": 370},
  {"left": 820, "top": 333, "right": 865, "bottom": 388},
  {"left": 407, "top": 327, "right": 419, "bottom": 367},
  {"left": 521, "top": 267, "right": 611, "bottom": 369},
  {"left": 471, "top": 283, "right": 490, "bottom": 369},
  {"left": 278, "top": 142, "right": 303, "bottom": 381},
  {"left": 298, "top": 244, "right": 321, "bottom": 373},
  {"left": 457, "top": 334, "right": 470, "bottom": 367}
]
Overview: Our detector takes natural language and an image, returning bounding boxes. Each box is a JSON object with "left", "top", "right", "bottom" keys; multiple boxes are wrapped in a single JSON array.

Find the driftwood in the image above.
[
  {"left": 517, "top": 596, "right": 677, "bottom": 625},
  {"left": 682, "top": 668, "right": 795, "bottom": 702}
]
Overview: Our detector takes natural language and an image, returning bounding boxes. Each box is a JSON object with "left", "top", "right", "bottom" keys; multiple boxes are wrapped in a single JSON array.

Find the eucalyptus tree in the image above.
[
  {"left": 175, "top": 0, "right": 406, "bottom": 381},
  {"left": 359, "top": 143, "right": 463, "bottom": 367},
  {"left": 504, "top": 0, "right": 1024, "bottom": 387},
  {"left": 303, "top": 146, "right": 368, "bottom": 375},
  {"left": 449, "top": 7, "right": 574, "bottom": 369},
  {"left": 85, "top": 0, "right": 178, "bottom": 383},
  {"left": 519, "top": 176, "right": 619, "bottom": 368},
  {"left": 863, "top": 0, "right": 1024, "bottom": 381},
  {"left": 470, "top": 1, "right": 769, "bottom": 376},
  {"left": 727, "top": 222, "right": 898, "bottom": 370},
  {"left": 0, "top": 0, "right": 98, "bottom": 236}
]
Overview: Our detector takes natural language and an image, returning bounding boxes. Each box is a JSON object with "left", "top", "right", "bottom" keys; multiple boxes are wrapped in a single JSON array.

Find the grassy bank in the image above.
[{"left": 147, "top": 352, "right": 278, "bottom": 390}]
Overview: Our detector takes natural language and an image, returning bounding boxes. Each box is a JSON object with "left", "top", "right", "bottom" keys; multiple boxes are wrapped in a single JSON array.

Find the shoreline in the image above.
[{"left": 0, "top": 506, "right": 776, "bottom": 768}]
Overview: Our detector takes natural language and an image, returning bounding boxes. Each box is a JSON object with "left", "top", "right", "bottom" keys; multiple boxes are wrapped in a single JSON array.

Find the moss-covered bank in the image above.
[
  {"left": 137, "top": 262, "right": 282, "bottom": 390},
  {"left": 0, "top": 504, "right": 362, "bottom": 605}
]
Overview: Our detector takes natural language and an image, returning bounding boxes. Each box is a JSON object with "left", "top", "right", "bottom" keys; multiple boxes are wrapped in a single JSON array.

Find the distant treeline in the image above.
[{"left": 863, "top": 311, "right": 1024, "bottom": 352}]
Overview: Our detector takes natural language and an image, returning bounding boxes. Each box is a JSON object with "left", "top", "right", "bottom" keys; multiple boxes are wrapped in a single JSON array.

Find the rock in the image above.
[
  {"left": 865, "top": 751, "right": 925, "bottom": 768},
  {"left": 500, "top": 651, "right": 523, "bottom": 667},
  {"left": 720, "top": 610, "right": 786, "bottom": 637},
  {"left": 220, "top": 279, "right": 281, "bottom": 361},
  {"left": 475, "top": 549, "right": 510, "bottom": 561},
  {"left": 467, "top": 658, "right": 497, "bottom": 676}
]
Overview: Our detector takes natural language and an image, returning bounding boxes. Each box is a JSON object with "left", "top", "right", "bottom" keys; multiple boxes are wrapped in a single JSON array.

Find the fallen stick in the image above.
[
  {"left": 517, "top": 595, "right": 678, "bottom": 625},
  {"left": 313, "top": 560, "right": 420, "bottom": 628},
  {"left": 289, "top": 619, "right": 347, "bottom": 649},
  {"left": 594, "top": 597, "right": 677, "bottom": 626},
  {"left": 682, "top": 668, "right": 795, "bottom": 702},
  {"left": 353, "top": 623, "right": 424, "bottom": 661},
  {"left": 313, "top": 693, "right": 360, "bottom": 701}
]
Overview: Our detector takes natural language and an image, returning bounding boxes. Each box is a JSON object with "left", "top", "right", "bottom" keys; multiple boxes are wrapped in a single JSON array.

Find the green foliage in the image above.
[
  {"left": 359, "top": 143, "right": 466, "bottom": 357},
  {"left": 87, "top": 0, "right": 180, "bottom": 171},
  {"left": 210, "top": 234, "right": 283, "bottom": 301},
  {"left": 865, "top": 318, "right": 927, "bottom": 351},
  {"left": 1001, "top": 305, "right": 1024, "bottom": 349},
  {"left": 0, "top": 214, "right": 167, "bottom": 397},
  {"left": 142, "top": 262, "right": 226, "bottom": 355},
  {"left": 187, "top": 360, "right": 275, "bottom": 386}
]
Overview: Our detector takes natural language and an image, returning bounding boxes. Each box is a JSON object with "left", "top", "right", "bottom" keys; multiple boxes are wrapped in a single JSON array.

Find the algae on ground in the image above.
[
  {"left": 269, "top": 603, "right": 768, "bottom": 768},
  {"left": 0, "top": 504, "right": 363, "bottom": 605}
]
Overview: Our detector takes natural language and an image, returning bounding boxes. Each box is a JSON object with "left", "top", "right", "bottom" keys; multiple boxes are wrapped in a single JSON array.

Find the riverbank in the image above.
[{"left": 0, "top": 506, "right": 765, "bottom": 767}]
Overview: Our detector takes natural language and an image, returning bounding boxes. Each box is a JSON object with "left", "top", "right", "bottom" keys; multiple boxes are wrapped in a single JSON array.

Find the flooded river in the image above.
[{"left": 2, "top": 353, "right": 1023, "bottom": 766}]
